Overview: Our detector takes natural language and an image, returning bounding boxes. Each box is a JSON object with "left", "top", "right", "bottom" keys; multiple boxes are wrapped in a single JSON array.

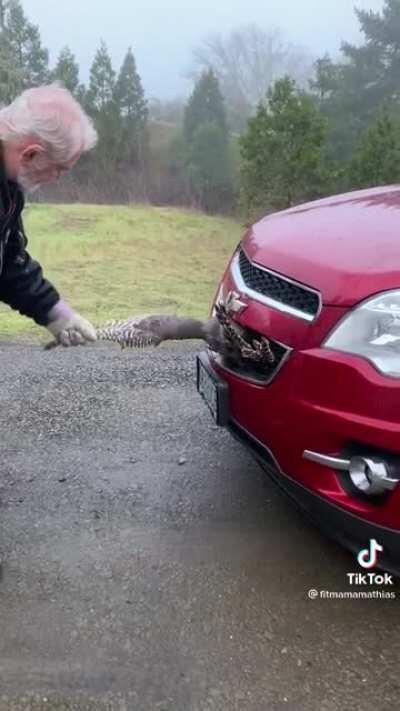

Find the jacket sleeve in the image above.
[{"left": 0, "top": 217, "right": 60, "bottom": 326}]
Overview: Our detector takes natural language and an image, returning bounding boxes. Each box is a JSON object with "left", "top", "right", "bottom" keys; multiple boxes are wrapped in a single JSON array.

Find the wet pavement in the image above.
[{"left": 0, "top": 342, "right": 399, "bottom": 710}]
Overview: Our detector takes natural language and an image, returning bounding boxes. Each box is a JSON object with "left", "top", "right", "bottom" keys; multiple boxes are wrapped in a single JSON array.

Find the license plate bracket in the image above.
[{"left": 196, "top": 352, "right": 229, "bottom": 426}]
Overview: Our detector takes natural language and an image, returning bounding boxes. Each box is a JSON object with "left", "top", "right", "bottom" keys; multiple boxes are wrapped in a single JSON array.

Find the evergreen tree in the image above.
[
  {"left": 87, "top": 40, "right": 115, "bottom": 112},
  {"left": 184, "top": 69, "right": 228, "bottom": 142},
  {"left": 86, "top": 41, "right": 120, "bottom": 172},
  {"left": 24, "top": 23, "right": 49, "bottom": 85},
  {"left": 312, "top": 0, "right": 400, "bottom": 161},
  {"left": 342, "top": 0, "right": 400, "bottom": 108},
  {"left": 187, "top": 121, "right": 233, "bottom": 212},
  {"left": 240, "top": 77, "right": 327, "bottom": 218},
  {"left": 52, "top": 46, "right": 79, "bottom": 95},
  {"left": 5, "top": 0, "right": 48, "bottom": 88},
  {"left": 183, "top": 70, "right": 233, "bottom": 211},
  {"left": 0, "top": 21, "right": 22, "bottom": 103},
  {"left": 115, "top": 47, "right": 148, "bottom": 165},
  {"left": 310, "top": 54, "right": 342, "bottom": 103},
  {"left": 5, "top": 0, "right": 29, "bottom": 69},
  {"left": 115, "top": 47, "right": 147, "bottom": 122},
  {"left": 349, "top": 110, "right": 400, "bottom": 188}
]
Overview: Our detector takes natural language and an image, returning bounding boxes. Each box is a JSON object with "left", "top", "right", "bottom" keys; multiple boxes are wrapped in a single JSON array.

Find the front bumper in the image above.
[
  {"left": 198, "top": 339, "right": 400, "bottom": 572},
  {"left": 228, "top": 417, "right": 400, "bottom": 576},
  {"left": 209, "top": 341, "right": 400, "bottom": 524}
]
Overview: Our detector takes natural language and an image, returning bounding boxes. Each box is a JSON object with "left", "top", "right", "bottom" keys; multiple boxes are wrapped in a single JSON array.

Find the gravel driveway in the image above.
[{"left": 0, "top": 342, "right": 399, "bottom": 710}]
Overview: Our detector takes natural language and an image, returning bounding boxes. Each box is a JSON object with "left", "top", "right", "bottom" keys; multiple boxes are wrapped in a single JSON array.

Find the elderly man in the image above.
[{"left": 0, "top": 83, "right": 97, "bottom": 346}]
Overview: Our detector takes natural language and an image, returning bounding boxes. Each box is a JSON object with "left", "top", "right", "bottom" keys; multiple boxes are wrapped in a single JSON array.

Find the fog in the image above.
[{"left": 23, "top": 0, "right": 384, "bottom": 97}]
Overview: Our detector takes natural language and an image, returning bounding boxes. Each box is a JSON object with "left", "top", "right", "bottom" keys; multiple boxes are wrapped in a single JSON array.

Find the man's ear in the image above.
[{"left": 21, "top": 144, "right": 44, "bottom": 164}]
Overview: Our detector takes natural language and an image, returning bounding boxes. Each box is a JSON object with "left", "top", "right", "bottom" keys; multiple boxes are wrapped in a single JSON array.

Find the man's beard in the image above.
[{"left": 16, "top": 166, "right": 42, "bottom": 194}]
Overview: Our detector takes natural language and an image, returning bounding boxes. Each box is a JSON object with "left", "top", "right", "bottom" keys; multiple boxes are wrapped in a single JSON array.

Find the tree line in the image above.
[
  {"left": 234, "top": 0, "right": 400, "bottom": 220},
  {"left": 0, "top": 0, "right": 400, "bottom": 218}
]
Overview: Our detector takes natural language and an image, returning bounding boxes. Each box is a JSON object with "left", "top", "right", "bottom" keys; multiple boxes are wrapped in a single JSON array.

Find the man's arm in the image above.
[
  {"left": 0, "top": 220, "right": 60, "bottom": 325},
  {"left": 0, "top": 219, "right": 96, "bottom": 346}
]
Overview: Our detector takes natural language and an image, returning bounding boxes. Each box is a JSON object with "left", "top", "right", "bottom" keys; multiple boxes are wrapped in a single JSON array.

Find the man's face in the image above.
[{"left": 17, "top": 148, "right": 81, "bottom": 193}]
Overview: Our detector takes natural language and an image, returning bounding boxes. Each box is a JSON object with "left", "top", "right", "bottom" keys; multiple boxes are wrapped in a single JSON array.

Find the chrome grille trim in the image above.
[{"left": 231, "top": 249, "right": 321, "bottom": 322}]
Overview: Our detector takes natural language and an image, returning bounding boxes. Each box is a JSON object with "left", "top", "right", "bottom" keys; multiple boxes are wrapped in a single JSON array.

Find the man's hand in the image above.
[{"left": 46, "top": 300, "right": 97, "bottom": 347}]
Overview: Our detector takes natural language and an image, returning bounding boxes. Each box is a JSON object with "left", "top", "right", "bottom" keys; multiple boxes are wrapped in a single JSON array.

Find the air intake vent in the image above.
[{"left": 237, "top": 249, "right": 320, "bottom": 319}]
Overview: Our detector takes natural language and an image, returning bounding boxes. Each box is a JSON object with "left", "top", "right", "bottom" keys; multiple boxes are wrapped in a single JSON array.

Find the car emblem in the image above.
[{"left": 223, "top": 290, "right": 248, "bottom": 315}]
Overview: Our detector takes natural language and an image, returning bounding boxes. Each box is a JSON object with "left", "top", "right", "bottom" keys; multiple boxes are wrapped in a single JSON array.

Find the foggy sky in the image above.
[{"left": 23, "top": 0, "right": 384, "bottom": 99}]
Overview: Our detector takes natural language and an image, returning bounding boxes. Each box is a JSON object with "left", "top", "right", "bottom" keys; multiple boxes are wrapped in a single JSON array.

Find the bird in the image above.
[
  {"left": 96, "top": 313, "right": 222, "bottom": 350},
  {"left": 94, "top": 304, "right": 276, "bottom": 367},
  {"left": 45, "top": 305, "right": 275, "bottom": 367}
]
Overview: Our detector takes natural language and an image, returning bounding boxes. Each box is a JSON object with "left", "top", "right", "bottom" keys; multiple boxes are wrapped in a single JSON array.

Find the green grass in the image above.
[{"left": 0, "top": 203, "right": 242, "bottom": 340}]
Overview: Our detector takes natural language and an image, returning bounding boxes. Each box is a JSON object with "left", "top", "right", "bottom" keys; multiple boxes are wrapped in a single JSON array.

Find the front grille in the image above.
[
  {"left": 238, "top": 249, "right": 320, "bottom": 318},
  {"left": 214, "top": 322, "right": 290, "bottom": 384}
]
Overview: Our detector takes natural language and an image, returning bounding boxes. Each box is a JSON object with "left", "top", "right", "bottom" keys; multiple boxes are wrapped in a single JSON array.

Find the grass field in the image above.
[{"left": 0, "top": 203, "right": 242, "bottom": 340}]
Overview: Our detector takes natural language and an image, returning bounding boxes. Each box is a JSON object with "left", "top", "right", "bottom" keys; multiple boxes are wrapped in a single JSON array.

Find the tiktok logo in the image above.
[{"left": 357, "top": 539, "right": 384, "bottom": 569}]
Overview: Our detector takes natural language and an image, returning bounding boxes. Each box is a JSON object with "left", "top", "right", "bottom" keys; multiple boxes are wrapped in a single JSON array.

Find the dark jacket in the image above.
[{"left": 0, "top": 142, "right": 60, "bottom": 326}]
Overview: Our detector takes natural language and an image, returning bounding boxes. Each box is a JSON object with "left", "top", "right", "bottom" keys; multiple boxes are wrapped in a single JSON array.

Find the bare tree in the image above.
[{"left": 192, "top": 24, "right": 314, "bottom": 131}]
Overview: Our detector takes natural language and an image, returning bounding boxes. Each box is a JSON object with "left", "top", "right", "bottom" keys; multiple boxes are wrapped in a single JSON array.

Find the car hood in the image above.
[{"left": 243, "top": 186, "right": 400, "bottom": 307}]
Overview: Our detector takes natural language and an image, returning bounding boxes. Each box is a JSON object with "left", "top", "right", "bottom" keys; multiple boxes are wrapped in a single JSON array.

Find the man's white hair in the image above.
[{"left": 0, "top": 83, "right": 98, "bottom": 162}]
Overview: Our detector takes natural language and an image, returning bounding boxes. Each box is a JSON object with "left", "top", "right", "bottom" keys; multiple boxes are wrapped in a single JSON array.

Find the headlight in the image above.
[{"left": 324, "top": 290, "right": 400, "bottom": 378}]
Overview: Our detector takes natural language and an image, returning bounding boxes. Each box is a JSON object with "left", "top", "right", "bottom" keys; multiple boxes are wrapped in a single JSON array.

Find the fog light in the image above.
[
  {"left": 349, "top": 457, "right": 396, "bottom": 495},
  {"left": 303, "top": 450, "right": 399, "bottom": 496}
]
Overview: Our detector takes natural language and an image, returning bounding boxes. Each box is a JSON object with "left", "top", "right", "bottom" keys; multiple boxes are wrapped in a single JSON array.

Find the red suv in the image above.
[{"left": 197, "top": 185, "right": 400, "bottom": 573}]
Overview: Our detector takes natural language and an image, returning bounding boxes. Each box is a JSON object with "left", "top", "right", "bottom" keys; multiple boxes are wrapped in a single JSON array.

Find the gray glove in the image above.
[{"left": 46, "top": 300, "right": 97, "bottom": 347}]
